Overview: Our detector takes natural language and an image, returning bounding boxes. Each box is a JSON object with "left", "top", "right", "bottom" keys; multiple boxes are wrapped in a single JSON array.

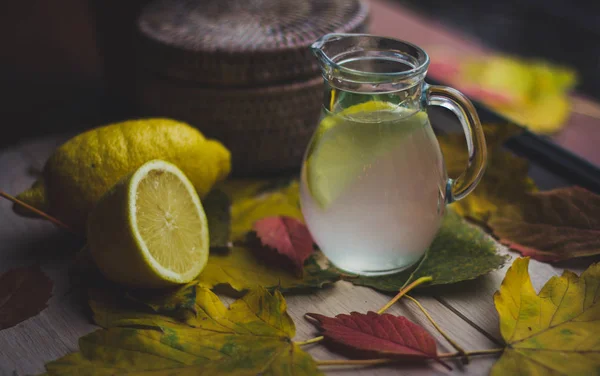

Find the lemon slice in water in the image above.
[
  {"left": 88, "top": 160, "right": 209, "bottom": 288},
  {"left": 306, "top": 101, "right": 428, "bottom": 209}
]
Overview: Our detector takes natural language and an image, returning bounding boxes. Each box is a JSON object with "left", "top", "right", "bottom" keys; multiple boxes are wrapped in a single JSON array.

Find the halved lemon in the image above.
[{"left": 88, "top": 160, "right": 209, "bottom": 288}]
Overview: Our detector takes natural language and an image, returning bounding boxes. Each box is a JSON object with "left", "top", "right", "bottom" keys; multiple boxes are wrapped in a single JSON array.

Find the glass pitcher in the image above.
[{"left": 300, "top": 34, "right": 487, "bottom": 276}]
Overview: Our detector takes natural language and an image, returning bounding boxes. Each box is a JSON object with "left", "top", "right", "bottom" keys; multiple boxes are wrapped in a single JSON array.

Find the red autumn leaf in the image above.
[
  {"left": 253, "top": 216, "right": 314, "bottom": 274},
  {"left": 0, "top": 265, "right": 53, "bottom": 329},
  {"left": 489, "top": 186, "right": 600, "bottom": 262},
  {"left": 306, "top": 311, "right": 449, "bottom": 368}
]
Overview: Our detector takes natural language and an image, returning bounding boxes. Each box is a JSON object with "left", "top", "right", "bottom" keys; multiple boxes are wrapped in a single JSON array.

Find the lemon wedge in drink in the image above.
[
  {"left": 88, "top": 160, "right": 209, "bottom": 288},
  {"left": 305, "top": 101, "right": 428, "bottom": 209}
]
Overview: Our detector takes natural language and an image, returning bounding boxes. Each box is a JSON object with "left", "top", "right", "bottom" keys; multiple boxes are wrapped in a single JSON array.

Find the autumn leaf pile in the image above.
[
  {"left": 2, "top": 121, "right": 600, "bottom": 375},
  {"left": 37, "top": 258, "right": 600, "bottom": 375},
  {"left": 443, "top": 123, "right": 600, "bottom": 262}
]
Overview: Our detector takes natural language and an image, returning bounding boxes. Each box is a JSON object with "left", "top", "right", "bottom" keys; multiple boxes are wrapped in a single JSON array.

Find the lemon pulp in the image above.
[{"left": 134, "top": 168, "right": 207, "bottom": 277}]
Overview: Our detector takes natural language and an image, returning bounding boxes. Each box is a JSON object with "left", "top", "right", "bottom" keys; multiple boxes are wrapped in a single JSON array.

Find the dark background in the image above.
[
  {"left": 1, "top": 0, "right": 598, "bottom": 149},
  {"left": 400, "top": 0, "right": 600, "bottom": 98}
]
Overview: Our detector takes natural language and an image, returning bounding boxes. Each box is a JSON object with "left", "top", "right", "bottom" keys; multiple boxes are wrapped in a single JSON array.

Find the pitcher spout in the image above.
[
  {"left": 309, "top": 33, "right": 430, "bottom": 93},
  {"left": 310, "top": 33, "right": 350, "bottom": 72}
]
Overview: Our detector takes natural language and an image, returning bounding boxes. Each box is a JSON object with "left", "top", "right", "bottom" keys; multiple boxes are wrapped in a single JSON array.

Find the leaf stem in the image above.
[
  {"left": 399, "top": 253, "right": 429, "bottom": 291},
  {"left": 297, "top": 314, "right": 326, "bottom": 346},
  {"left": 0, "top": 190, "right": 78, "bottom": 235},
  {"left": 315, "top": 348, "right": 504, "bottom": 367},
  {"left": 316, "top": 359, "right": 397, "bottom": 366},
  {"left": 377, "top": 276, "right": 432, "bottom": 314},
  {"left": 405, "top": 295, "right": 468, "bottom": 363},
  {"left": 294, "top": 336, "right": 323, "bottom": 346},
  {"left": 440, "top": 348, "right": 504, "bottom": 358}
]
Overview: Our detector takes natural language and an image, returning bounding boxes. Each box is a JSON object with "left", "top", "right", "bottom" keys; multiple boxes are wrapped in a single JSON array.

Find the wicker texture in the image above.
[
  {"left": 136, "top": 0, "right": 369, "bottom": 86},
  {"left": 135, "top": 73, "right": 323, "bottom": 175},
  {"left": 133, "top": 0, "right": 370, "bottom": 175}
]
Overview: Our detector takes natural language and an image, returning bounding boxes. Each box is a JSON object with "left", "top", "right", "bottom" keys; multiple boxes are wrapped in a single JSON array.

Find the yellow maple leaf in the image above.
[
  {"left": 45, "top": 286, "right": 322, "bottom": 375},
  {"left": 492, "top": 258, "right": 600, "bottom": 375},
  {"left": 219, "top": 179, "right": 303, "bottom": 241},
  {"left": 198, "top": 247, "right": 339, "bottom": 292},
  {"left": 462, "top": 56, "right": 577, "bottom": 133},
  {"left": 430, "top": 51, "right": 577, "bottom": 134}
]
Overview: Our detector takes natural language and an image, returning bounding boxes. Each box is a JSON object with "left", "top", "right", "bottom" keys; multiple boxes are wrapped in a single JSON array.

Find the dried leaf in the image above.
[
  {"left": 307, "top": 312, "right": 448, "bottom": 367},
  {"left": 491, "top": 258, "right": 600, "bottom": 375},
  {"left": 253, "top": 216, "right": 315, "bottom": 274},
  {"left": 440, "top": 123, "right": 536, "bottom": 223},
  {"left": 490, "top": 186, "right": 600, "bottom": 262},
  {"left": 0, "top": 265, "right": 53, "bottom": 330},
  {"left": 202, "top": 189, "right": 231, "bottom": 249},
  {"left": 349, "top": 210, "right": 508, "bottom": 291},
  {"left": 198, "top": 247, "right": 339, "bottom": 292},
  {"left": 45, "top": 287, "right": 322, "bottom": 375},
  {"left": 227, "top": 180, "right": 302, "bottom": 241}
]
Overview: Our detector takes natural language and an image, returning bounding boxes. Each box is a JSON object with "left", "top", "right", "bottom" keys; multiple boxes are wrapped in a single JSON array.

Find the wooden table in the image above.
[{"left": 0, "top": 1, "right": 598, "bottom": 375}]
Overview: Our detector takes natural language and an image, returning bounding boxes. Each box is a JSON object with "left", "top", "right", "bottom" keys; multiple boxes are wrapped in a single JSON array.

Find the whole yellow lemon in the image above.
[{"left": 15, "top": 118, "right": 230, "bottom": 233}]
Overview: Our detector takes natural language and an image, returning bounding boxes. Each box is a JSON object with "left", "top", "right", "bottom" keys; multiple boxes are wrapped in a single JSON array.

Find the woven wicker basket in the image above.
[
  {"left": 135, "top": 72, "right": 323, "bottom": 175},
  {"left": 136, "top": 0, "right": 369, "bottom": 86},
  {"left": 133, "top": 0, "right": 370, "bottom": 175}
]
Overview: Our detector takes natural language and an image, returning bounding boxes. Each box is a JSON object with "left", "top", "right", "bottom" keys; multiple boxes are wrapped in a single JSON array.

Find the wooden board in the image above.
[{"left": 0, "top": 134, "right": 586, "bottom": 376}]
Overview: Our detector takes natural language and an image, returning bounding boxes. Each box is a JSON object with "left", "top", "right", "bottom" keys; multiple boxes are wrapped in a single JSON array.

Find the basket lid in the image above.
[{"left": 136, "top": 0, "right": 369, "bottom": 86}]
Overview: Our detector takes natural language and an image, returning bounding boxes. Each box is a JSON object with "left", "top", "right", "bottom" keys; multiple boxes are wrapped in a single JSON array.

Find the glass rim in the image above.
[{"left": 311, "top": 33, "right": 430, "bottom": 80}]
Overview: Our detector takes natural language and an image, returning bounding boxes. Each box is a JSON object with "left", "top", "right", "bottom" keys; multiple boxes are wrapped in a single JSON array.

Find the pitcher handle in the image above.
[{"left": 425, "top": 84, "right": 487, "bottom": 203}]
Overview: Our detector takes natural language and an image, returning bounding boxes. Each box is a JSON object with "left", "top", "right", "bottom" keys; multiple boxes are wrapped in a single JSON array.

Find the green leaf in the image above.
[
  {"left": 45, "top": 287, "right": 323, "bottom": 375},
  {"left": 348, "top": 210, "right": 508, "bottom": 291},
  {"left": 203, "top": 189, "right": 232, "bottom": 249},
  {"left": 198, "top": 247, "right": 340, "bottom": 293}
]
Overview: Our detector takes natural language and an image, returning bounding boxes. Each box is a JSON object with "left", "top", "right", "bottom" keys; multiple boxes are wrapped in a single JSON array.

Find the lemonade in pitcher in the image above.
[
  {"left": 301, "top": 103, "right": 447, "bottom": 275},
  {"left": 300, "top": 34, "right": 487, "bottom": 275}
]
